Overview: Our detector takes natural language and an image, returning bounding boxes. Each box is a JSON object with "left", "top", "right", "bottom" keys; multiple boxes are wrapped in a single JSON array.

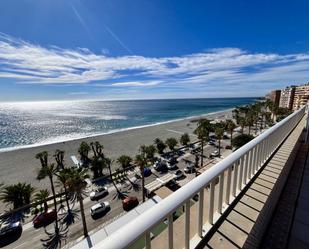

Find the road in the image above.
[{"left": 1, "top": 138, "right": 230, "bottom": 249}]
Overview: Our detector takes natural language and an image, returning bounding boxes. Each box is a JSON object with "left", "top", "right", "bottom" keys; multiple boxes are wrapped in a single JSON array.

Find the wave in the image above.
[{"left": 0, "top": 108, "right": 233, "bottom": 153}]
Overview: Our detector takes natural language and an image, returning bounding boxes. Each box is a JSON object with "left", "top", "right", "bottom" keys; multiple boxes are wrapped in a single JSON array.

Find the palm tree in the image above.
[
  {"left": 154, "top": 138, "right": 166, "bottom": 154},
  {"left": 56, "top": 170, "right": 72, "bottom": 213},
  {"left": 90, "top": 157, "right": 106, "bottom": 179},
  {"left": 180, "top": 133, "right": 190, "bottom": 147},
  {"left": 215, "top": 127, "right": 224, "bottom": 157},
  {"left": 0, "top": 182, "right": 35, "bottom": 209},
  {"left": 78, "top": 142, "right": 91, "bottom": 167},
  {"left": 54, "top": 150, "right": 65, "bottom": 170},
  {"left": 194, "top": 119, "right": 211, "bottom": 167},
  {"left": 135, "top": 154, "right": 147, "bottom": 203},
  {"left": 165, "top": 137, "right": 178, "bottom": 154},
  {"left": 64, "top": 168, "right": 89, "bottom": 237},
  {"left": 34, "top": 189, "right": 50, "bottom": 213},
  {"left": 225, "top": 119, "right": 236, "bottom": 146},
  {"left": 117, "top": 155, "right": 132, "bottom": 170},
  {"left": 90, "top": 141, "right": 104, "bottom": 159},
  {"left": 246, "top": 114, "right": 255, "bottom": 135},
  {"left": 35, "top": 151, "right": 48, "bottom": 168},
  {"left": 36, "top": 160, "right": 59, "bottom": 234},
  {"left": 142, "top": 145, "right": 156, "bottom": 163},
  {"left": 105, "top": 158, "right": 125, "bottom": 200},
  {"left": 238, "top": 117, "right": 246, "bottom": 134}
]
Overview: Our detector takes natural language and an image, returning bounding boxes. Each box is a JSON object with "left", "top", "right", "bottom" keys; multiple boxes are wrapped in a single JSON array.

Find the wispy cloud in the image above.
[
  {"left": 111, "top": 80, "right": 161, "bottom": 87},
  {"left": 0, "top": 33, "right": 309, "bottom": 95}
]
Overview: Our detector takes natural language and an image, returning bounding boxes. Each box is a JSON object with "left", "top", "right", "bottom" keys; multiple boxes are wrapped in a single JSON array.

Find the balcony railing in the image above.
[{"left": 93, "top": 107, "right": 306, "bottom": 249}]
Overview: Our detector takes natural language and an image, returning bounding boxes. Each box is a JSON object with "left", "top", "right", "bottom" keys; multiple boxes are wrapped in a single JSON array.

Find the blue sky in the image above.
[{"left": 0, "top": 0, "right": 309, "bottom": 101}]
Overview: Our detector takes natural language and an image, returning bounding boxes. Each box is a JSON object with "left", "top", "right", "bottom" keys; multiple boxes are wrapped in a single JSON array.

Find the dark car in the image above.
[
  {"left": 168, "top": 157, "right": 178, "bottom": 165},
  {"left": 174, "top": 170, "right": 184, "bottom": 180},
  {"left": 122, "top": 196, "right": 139, "bottom": 211},
  {"left": 89, "top": 186, "right": 109, "bottom": 201},
  {"left": 33, "top": 209, "right": 57, "bottom": 228},
  {"left": 144, "top": 168, "right": 152, "bottom": 177},
  {"left": 0, "top": 221, "right": 22, "bottom": 238},
  {"left": 167, "top": 162, "right": 177, "bottom": 170},
  {"left": 154, "top": 161, "right": 168, "bottom": 172}
]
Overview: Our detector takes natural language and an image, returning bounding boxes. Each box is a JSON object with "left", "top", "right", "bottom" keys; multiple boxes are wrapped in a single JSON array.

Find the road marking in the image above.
[
  {"left": 23, "top": 221, "right": 32, "bottom": 231},
  {"left": 156, "top": 178, "right": 164, "bottom": 183},
  {"left": 166, "top": 129, "right": 184, "bottom": 135},
  {"left": 13, "top": 241, "right": 27, "bottom": 249}
]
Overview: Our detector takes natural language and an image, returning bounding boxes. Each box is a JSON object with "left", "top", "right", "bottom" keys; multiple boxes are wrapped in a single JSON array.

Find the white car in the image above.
[
  {"left": 90, "top": 202, "right": 110, "bottom": 218},
  {"left": 184, "top": 164, "right": 195, "bottom": 173},
  {"left": 89, "top": 186, "right": 108, "bottom": 201},
  {"left": 211, "top": 150, "right": 219, "bottom": 157}
]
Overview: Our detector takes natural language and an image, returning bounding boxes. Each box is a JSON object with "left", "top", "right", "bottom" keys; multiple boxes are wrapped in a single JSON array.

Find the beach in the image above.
[{"left": 0, "top": 109, "right": 232, "bottom": 193}]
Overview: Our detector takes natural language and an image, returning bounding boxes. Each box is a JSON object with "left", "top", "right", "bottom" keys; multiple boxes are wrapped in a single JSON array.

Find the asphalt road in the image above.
[{"left": 1, "top": 139, "right": 230, "bottom": 249}]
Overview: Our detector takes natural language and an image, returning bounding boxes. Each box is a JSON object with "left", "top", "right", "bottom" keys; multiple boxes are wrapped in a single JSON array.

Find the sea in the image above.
[{"left": 0, "top": 98, "right": 256, "bottom": 151}]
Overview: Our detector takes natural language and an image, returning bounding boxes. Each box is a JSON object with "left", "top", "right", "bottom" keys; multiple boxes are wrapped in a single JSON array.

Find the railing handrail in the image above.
[{"left": 92, "top": 107, "right": 305, "bottom": 249}]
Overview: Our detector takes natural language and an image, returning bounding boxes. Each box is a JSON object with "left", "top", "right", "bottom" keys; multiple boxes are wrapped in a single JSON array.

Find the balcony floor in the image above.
[
  {"left": 261, "top": 131, "right": 309, "bottom": 249},
  {"left": 196, "top": 116, "right": 306, "bottom": 249}
]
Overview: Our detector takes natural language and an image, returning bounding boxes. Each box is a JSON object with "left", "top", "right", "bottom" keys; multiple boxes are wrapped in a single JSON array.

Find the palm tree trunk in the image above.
[
  {"left": 200, "top": 140, "right": 204, "bottom": 168},
  {"left": 78, "top": 193, "right": 88, "bottom": 237},
  {"left": 141, "top": 165, "right": 145, "bottom": 202},
  {"left": 218, "top": 139, "right": 221, "bottom": 156},
  {"left": 248, "top": 125, "right": 251, "bottom": 135},
  {"left": 64, "top": 185, "right": 71, "bottom": 212},
  {"left": 230, "top": 130, "right": 233, "bottom": 147},
  {"left": 108, "top": 164, "right": 122, "bottom": 196},
  {"left": 49, "top": 176, "right": 59, "bottom": 234}
]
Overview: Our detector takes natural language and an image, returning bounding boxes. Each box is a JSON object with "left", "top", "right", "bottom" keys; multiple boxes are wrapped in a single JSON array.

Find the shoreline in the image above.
[
  {"left": 0, "top": 108, "right": 233, "bottom": 154},
  {"left": 0, "top": 108, "right": 233, "bottom": 211}
]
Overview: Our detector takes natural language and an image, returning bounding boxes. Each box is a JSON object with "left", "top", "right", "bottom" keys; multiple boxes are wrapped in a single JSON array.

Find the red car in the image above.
[
  {"left": 122, "top": 196, "right": 139, "bottom": 211},
  {"left": 33, "top": 210, "right": 57, "bottom": 228}
]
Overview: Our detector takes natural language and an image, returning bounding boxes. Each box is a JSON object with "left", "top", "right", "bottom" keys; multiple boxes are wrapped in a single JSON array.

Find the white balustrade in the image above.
[{"left": 92, "top": 107, "right": 305, "bottom": 249}]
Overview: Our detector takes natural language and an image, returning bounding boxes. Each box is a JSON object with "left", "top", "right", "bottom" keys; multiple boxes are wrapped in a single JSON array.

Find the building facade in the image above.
[
  {"left": 279, "top": 86, "right": 295, "bottom": 110},
  {"left": 266, "top": 90, "right": 281, "bottom": 107},
  {"left": 293, "top": 84, "right": 309, "bottom": 110}
]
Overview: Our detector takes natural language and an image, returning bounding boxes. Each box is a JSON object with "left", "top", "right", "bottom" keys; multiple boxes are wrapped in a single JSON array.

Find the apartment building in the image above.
[
  {"left": 279, "top": 86, "right": 295, "bottom": 110},
  {"left": 266, "top": 89, "right": 281, "bottom": 107},
  {"left": 293, "top": 84, "right": 309, "bottom": 110}
]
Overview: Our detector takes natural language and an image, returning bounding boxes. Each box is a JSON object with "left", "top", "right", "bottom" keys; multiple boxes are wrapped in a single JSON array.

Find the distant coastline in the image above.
[{"left": 0, "top": 97, "right": 256, "bottom": 151}]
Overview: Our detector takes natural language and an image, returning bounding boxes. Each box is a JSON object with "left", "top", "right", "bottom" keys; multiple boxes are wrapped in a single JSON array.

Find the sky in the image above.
[{"left": 0, "top": 0, "right": 309, "bottom": 102}]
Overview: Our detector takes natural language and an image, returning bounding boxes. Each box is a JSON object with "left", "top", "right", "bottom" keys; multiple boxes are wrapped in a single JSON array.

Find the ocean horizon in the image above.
[{"left": 0, "top": 97, "right": 256, "bottom": 152}]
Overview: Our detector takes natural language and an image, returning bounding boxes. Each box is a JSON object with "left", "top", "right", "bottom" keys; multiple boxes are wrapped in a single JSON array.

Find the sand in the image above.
[{"left": 0, "top": 109, "right": 232, "bottom": 190}]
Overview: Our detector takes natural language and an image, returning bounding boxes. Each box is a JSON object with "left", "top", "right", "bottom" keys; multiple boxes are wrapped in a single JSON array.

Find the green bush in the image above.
[{"left": 232, "top": 134, "right": 254, "bottom": 150}]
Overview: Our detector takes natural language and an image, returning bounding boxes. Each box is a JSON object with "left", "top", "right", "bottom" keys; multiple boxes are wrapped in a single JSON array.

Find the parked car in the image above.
[
  {"left": 154, "top": 161, "right": 168, "bottom": 172},
  {"left": 90, "top": 202, "right": 110, "bottom": 219},
  {"left": 0, "top": 221, "right": 22, "bottom": 238},
  {"left": 208, "top": 141, "right": 216, "bottom": 146},
  {"left": 167, "top": 162, "right": 177, "bottom": 170},
  {"left": 176, "top": 150, "right": 184, "bottom": 156},
  {"left": 122, "top": 196, "right": 139, "bottom": 211},
  {"left": 143, "top": 168, "right": 152, "bottom": 177},
  {"left": 90, "top": 186, "right": 109, "bottom": 201},
  {"left": 174, "top": 170, "right": 184, "bottom": 180},
  {"left": 184, "top": 164, "right": 195, "bottom": 173},
  {"left": 33, "top": 209, "right": 57, "bottom": 228},
  {"left": 168, "top": 157, "right": 178, "bottom": 165},
  {"left": 210, "top": 150, "right": 219, "bottom": 157}
]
